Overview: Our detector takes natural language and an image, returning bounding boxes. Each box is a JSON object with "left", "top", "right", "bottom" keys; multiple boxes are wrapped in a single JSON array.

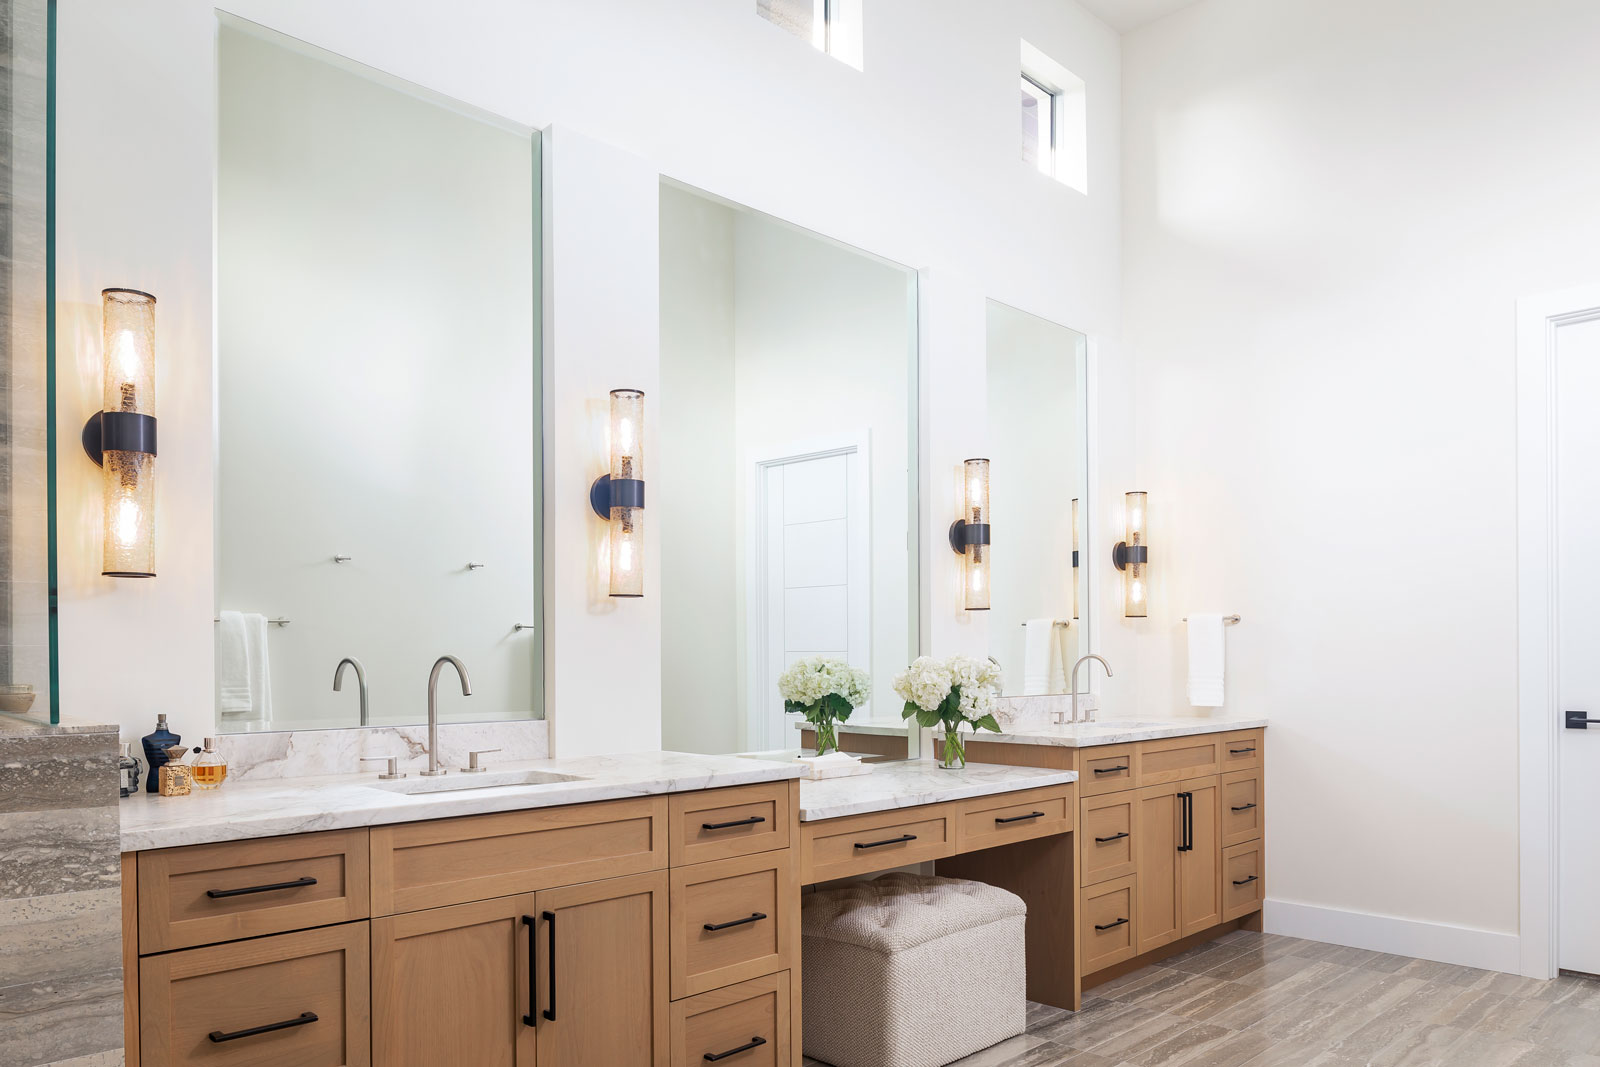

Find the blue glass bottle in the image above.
[{"left": 140, "top": 713, "right": 180, "bottom": 793}]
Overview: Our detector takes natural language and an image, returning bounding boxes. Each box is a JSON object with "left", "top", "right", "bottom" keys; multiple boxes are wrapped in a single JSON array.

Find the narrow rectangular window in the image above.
[
  {"left": 758, "top": 0, "right": 864, "bottom": 70},
  {"left": 1021, "top": 41, "right": 1088, "bottom": 194}
]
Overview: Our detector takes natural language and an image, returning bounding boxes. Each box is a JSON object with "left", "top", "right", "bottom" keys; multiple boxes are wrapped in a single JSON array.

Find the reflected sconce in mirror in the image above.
[
  {"left": 82, "top": 289, "right": 158, "bottom": 578},
  {"left": 1112, "top": 491, "right": 1148, "bottom": 618},
  {"left": 948, "top": 457, "right": 991, "bottom": 611},
  {"left": 589, "top": 388, "right": 645, "bottom": 598},
  {"left": 1071, "top": 497, "right": 1081, "bottom": 621}
]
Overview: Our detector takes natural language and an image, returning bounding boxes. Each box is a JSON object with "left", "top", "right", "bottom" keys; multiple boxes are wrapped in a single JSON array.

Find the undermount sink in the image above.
[
  {"left": 367, "top": 769, "right": 585, "bottom": 795},
  {"left": 1072, "top": 720, "right": 1174, "bottom": 730}
]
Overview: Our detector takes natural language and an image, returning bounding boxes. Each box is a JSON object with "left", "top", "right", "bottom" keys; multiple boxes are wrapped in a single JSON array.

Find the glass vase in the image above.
[
  {"left": 940, "top": 725, "right": 967, "bottom": 769},
  {"left": 813, "top": 719, "right": 839, "bottom": 756}
]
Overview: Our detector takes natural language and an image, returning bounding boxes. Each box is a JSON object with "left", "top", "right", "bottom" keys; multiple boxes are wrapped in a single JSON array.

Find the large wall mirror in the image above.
[
  {"left": 213, "top": 18, "right": 542, "bottom": 732},
  {"left": 658, "top": 182, "right": 920, "bottom": 756},
  {"left": 985, "top": 300, "right": 1090, "bottom": 696}
]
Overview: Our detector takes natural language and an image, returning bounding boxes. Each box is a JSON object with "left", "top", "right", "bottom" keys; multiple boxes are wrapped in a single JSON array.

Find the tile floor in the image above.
[{"left": 804, "top": 931, "right": 1600, "bottom": 1067}]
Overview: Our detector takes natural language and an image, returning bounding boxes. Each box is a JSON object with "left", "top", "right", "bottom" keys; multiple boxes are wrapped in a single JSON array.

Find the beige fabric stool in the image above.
[{"left": 801, "top": 872, "right": 1027, "bottom": 1067}]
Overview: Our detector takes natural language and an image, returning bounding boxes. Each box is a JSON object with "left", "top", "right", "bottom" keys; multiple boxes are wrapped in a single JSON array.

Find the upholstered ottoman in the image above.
[{"left": 801, "top": 872, "right": 1027, "bottom": 1067}]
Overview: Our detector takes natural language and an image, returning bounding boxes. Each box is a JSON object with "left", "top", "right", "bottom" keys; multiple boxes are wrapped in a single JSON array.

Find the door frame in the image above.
[{"left": 1516, "top": 282, "right": 1600, "bottom": 980}]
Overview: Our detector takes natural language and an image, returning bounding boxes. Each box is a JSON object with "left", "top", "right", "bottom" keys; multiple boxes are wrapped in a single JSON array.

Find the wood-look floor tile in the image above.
[
  {"left": 1132, "top": 1022, "right": 1273, "bottom": 1067},
  {"left": 1519, "top": 1002, "right": 1600, "bottom": 1054},
  {"left": 1079, "top": 1010, "right": 1199, "bottom": 1064},
  {"left": 1033, "top": 999, "right": 1164, "bottom": 1048},
  {"left": 947, "top": 1033, "right": 1078, "bottom": 1067},
  {"left": 1367, "top": 1023, "right": 1472, "bottom": 1066},
  {"left": 1165, "top": 980, "right": 1263, "bottom": 1023}
]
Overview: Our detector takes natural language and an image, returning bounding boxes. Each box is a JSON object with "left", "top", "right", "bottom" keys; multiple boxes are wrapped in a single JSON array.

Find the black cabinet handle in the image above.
[
  {"left": 702, "top": 815, "right": 766, "bottom": 831},
  {"left": 1231, "top": 803, "right": 1257, "bottom": 812},
  {"left": 1567, "top": 711, "right": 1600, "bottom": 729},
  {"left": 704, "top": 912, "right": 766, "bottom": 931},
  {"left": 1230, "top": 747, "right": 1256, "bottom": 755},
  {"left": 995, "top": 811, "right": 1045, "bottom": 825},
  {"left": 705, "top": 1036, "right": 767, "bottom": 1061},
  {"left": 1179, "top": 792, "right": 1195, "bottom": 852},
  {"left": 1095, "top": 918, "right": 1130, "bottom": 931},
  {"left": 206, "top": 876, "right": 316, "bottom": 899},
  {"left": 1233, "top": 875, "right": 1259, "bottom": 886},
  {"left": 854, "top": 834, "right": 916, "bottom": 850},
  {"left": 542, "top": 910, "right": 557, "bottom": 1021},
  {"left": 1093, "top": 765, "right": 1129, "bottom": 775},
  {"left": 208, "top": 1011, "right": 317, "bottom": 1043},
  {"left": 521, "top": 915, "right": 538, "bottom": 1026},
  {"left": 1095, "top": 831, "right": 1130, "bottom": 844}
]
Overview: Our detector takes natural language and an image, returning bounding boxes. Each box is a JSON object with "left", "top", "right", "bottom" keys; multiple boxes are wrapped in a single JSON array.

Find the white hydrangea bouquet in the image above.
[
  {"left": 895, "top": 654, "right": 1003, "bottom": 769},
  {"left": 778, "top": 656, "right": 871, "bottom": 757}
]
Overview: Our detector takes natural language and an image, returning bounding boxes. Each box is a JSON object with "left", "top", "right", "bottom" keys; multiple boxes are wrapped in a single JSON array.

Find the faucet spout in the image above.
[
  {"left": 332, "top": 657, "right": 369, "bottom": 727},
  {"left": 1068, "top": 654, "right": 1113, "bottom": 725},
  {"left": 423, "top": 655, "right": 472, "bottom": 776}
]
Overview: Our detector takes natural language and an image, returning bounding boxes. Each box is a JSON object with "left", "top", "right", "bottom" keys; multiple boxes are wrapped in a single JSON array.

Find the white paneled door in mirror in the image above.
[{"left": 985, "top": 300, "right": 1090, "bottom": 697}]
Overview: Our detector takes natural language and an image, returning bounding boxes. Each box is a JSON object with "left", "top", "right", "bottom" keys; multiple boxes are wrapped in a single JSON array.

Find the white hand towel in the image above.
[
  {"left": 1022, "top": 619, "right": 1056, "bottom": 696},
  {"left": 216, "top": 611, "right": 273, "bottom": 723},
  {"left": 1187, "top": 613, "right": 1226, "bottom": 708}
]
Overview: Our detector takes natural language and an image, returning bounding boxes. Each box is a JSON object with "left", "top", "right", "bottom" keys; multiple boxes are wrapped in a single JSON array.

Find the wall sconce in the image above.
[
  {"left": 948, "top": 457, "right": 991, "bottom": 611},
  {"left": 1071, "top": 497, "right": 1080, "bottom": 621},
  {"left": 589, "top": 388, "right": 645, "bottom": 598},
  {"left": 81, "top": 289, "right": 157, "bottom": 578},
  {"left": 1112, "top": 490, "right": 1148, "bottom": 618}
]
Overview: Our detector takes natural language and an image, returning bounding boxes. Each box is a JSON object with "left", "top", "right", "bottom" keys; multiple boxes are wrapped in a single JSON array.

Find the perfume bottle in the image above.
[
  {"left": 140, "top": 713, "right": 180, "bottom": 793},
  {"left": 191, "top": 738, "right": 228, "bottom": 790},
  {"left": 158, "top": 744, "right": 194, "bottom": 797},
  {"left": 118, "top": 742, "right": 143, "bottom": 798}
]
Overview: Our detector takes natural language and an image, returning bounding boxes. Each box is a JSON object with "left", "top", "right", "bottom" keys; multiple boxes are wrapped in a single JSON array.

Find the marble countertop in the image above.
[
  {"left": 797, "top": 715, "right": 1266, "bottom": 748},
  {"left": 120, "top": 751, "right": 802, "bottom": 852},
  {"left": 798, "top": 760, "right": 1078, "bottom": 821}
]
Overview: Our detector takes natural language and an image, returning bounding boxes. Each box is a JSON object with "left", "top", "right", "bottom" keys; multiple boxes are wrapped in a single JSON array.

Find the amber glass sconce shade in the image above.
[
  {"left": 589, "top": 388, "right": 645, "bottom": 598},
  {"left": 948, "top": 457, "right": 991, "bottom": 611},
  {"left": 82, "top": 289, "right": 158, "bottom": 578},
  {"left": 1112, "top": 490, "right": 1148, "bottom": 618}
]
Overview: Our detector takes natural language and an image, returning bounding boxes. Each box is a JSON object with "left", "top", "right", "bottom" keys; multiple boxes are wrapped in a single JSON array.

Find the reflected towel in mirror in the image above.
[
  {"left": 1186, "top": 613, "right": 1226, "bottom": 707},
  {"left": 1022, "top": 618, "right": 1066, "bottom": 695},
  {"left": 216, "top": 610, "right": 272, "bottom": 724}
]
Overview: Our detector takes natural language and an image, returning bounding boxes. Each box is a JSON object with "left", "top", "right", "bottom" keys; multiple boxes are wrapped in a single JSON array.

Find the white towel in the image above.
[
  {"left": 1187, "top": 613, "right": 1226, "bottom": 708},
  {"left": 1022, "top": 619, "right": 1056, "bottom": 696},
  {"left": 216, "top": 611, "right": 273, "bottom": 724}
]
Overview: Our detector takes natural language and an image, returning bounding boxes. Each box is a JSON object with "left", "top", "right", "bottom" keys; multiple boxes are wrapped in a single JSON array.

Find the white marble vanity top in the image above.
[
  {"left": 799, "top": 715, "right": 1267, "bottom": 748},
  {"left": 798, "top": 760, "right": 1078, "bottom": 822},
  {"left": 120, "top": 750, "right": 802, "bottom": 852}
]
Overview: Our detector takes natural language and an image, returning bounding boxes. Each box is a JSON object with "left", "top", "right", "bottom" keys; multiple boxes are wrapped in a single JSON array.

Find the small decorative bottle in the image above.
[
  {"left": 158, "top": 744, "right": 194, "bottom": 797},
  {"left": 191, "top": 738, "right": 228, "bottom": 791},
  {"left": 117, "top": 743, "right": 143, "bottom": 799},
  {"left": 140, "top": 713, "right": 180, "bottom": 793}
]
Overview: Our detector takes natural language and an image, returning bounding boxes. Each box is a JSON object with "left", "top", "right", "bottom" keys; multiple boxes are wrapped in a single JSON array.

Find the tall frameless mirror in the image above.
[
  {"left": 658, "top": 182, "right": 920, "bottom": 758},
  {"left": 985, "top": 299, "right": 1090, "bottom": 697},
  {"left": 214, "top": 18, "right": 542, "bottom": 732}
]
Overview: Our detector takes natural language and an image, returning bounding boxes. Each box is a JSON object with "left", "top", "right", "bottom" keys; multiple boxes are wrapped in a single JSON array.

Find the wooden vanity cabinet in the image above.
[{"left": 1133, "top": 776, "right": 1221, "bottom": 953}]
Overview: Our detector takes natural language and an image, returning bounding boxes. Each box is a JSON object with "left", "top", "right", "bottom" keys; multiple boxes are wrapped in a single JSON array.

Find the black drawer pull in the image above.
[
  {"left": 854, "top": 834, "right": 917, "bottom": 850},
  {"left": 521, "top": 915, "right": 538, "bottom": 1026},
  {"left": 704, "top": 912, "right": 767, "bottom": 932},
  {"left": 1095, "top": 831, "right": 1130, "bottom": 844},
  {"left": 206, "top": 876, "right": 317, "bottom": 899},
  {"left": 1230, "top": 747, "right": 1256, "bottom": 755},
  {"left": 1233, "top": 875, "right": 1259, "bottom": 886},
  {"left": 1231, "top": 803, "right": 1257, "bottom": 812},
  {"left": 1095, "top": 918, "right": 1130, "bottom": 931},
  {"left": 208, "top": 1011, "right": 317, "bottom": 1043},
  {"left": 705, "top": 1036, "right": 767, "bottom": 1061},
  {"left": 995, "top": 811, "right": 1045, "bottom": 825},
  {"left": 702, "top": 815, "right": 766, "bottom": 831},
  {"left": 1093, "top": 765, "right": 1129, "bottom": 775}
]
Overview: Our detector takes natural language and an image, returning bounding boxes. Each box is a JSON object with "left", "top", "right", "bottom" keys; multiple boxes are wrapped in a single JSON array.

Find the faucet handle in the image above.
[
  {"left": 360, "top": 756, "right": 405, "bottom": 781},
  {"left": 464, "top": 748, "right": 501, "bottom": 773}
]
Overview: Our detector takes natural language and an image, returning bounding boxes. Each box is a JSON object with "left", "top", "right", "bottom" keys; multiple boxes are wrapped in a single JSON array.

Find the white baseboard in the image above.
[{"left": 1264, "top": 898, "right": 1522, "bottom": 975}]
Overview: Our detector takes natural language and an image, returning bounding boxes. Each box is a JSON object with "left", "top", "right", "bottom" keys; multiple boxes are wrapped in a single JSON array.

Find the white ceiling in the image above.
[{"left": 1075, "top": 0, "right": 1206, "bottom": 33}]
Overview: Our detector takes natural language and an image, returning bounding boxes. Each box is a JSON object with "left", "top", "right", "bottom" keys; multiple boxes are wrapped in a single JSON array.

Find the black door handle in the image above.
[
  {"left": 854, "top": 834, "right": 916, "bottom": 849},
  {"left": 1567, "top": 711, "right": 1600, "bottom": 730},
  {"left": 704, "top": 912, "right": 766, "bottom": 931},
  {"left": 521, "top": 915, "right": 538, "bottom": 1026},
  {"left": 542, "top": 910, "right": 557, "bottom": 1021},
  {"left": 702, "top": 815, "right": 766, "bottom": 830},
  {"left": 206, "top": 876, "right": 317, "bottom": 899},
  {"left": 995, "top": 811, "right": 1045, "bottom": 824},
  {"left": 1233, "top": 875, "right": 1259, "bottom": 886},
  {"left": 705, "top": 1036, "right": 767, "bottom": 1061},
  {"left": 1093, "top": 765, "right": 1129, "bottom": 775},
  {"left": 1231, "top": 803, "right": 1257, "bottom": 812},
  {"left": 1177, "top": 792, "right": 1193, "bottom": 852},
  {"left": 1095, "top": 917, "right": 1130, "bottom": 931},
  {"left": 1095, "top": 831, "right": 1130, "bottom": 844},
  {"left": 208, "top": 1011, "right": 317, "bottom": 1043}
]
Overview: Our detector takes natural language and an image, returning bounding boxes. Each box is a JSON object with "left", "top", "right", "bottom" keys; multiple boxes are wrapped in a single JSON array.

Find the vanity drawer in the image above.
[
  {"left": 1082, "top": 875, "right": 1138, "bottom": 973},
  {"left": 1137, "top": 735, "right": 1222, "bottom": 787},
  {"left": 1222, "top": 841, "right": 1265, "bottom": 921},
  {"left": 800, "top": 805, "right": 956, "bottom": 884},
  {"left": 1079, "top": 745, "right": 1138, "bottom": 797},
  {"left": 137, "top": 829, "right": 370, "bottom": 954},
  {"left": 670, "top": 851, "right": 795, "bottom": 998},
  {"left": 1080, "top": 793, "right": 1137, "bottom": 887},
  {"left": 670, "top": 972, "right": 790, "bottom": 1067},
  {"left": 370, "top": 795, "right": 667, "bottom": 914},
  {"left": 1221, "top": 770, "right": 1263, "bottom": 848},
  {"left": 670, "top": 782, "right": 791, "bottom": 867},
  {"left": 1222, "top": 731, "right": 1263, "bottom": 772},
  {"left": 139, "top": 923, "right": 369, "bottom": 1066},
  {"left": 957, "top": 784, "right": 1075, "bottom": 851}
]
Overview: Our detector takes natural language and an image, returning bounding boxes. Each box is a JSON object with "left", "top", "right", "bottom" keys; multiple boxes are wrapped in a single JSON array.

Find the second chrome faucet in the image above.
[{"left": 424, "top": 655, "right": 473, "bottom": 776}]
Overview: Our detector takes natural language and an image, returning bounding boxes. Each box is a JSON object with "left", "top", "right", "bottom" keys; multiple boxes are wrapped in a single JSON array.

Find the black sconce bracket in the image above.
[
  {"left": 948, "top": 519, "right": 992, "bottom": 555},
  {"left": 590, "top": 474, "right": 646, "bottom": 519},
  {"left": 82, "top": 410, "right": 158, "bottom": 467},
  {"left": 1112, "top": 542, "right": 1148, "bottom": 572},
  {"left": 1072, "top": 550, "right": 1080, "bottom": 567}
]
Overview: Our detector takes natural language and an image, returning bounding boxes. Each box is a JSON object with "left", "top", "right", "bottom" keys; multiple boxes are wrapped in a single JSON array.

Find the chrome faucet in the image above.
[
  {"left": 423, "top": 656, "right": 473, "bottom": 777},
  {"left": 332, "top": 657, "right": 369, "bottom": 727},
  {"left": 1067, "top": 654, "right": 1113, "bottom": 724}
]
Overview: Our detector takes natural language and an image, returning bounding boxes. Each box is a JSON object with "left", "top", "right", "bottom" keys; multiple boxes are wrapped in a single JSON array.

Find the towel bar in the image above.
[
  {"left": 1018, "top": 620, "right": 1072, "bottom": 628},
  {"left": 212, "top": 617, "right": 291, "bottom": 626},
  {"left": 1181, "top": 614, "right": 1241, "bottom": 624}
]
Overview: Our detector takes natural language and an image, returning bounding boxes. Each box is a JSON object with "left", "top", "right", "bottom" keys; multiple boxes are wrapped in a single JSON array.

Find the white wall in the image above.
[
  {"left": 1122, "top": 0, "right": 1600, "bottom": 964},
  {"left": 54, "top": 0, "right": 1127, "bottom": 752}
]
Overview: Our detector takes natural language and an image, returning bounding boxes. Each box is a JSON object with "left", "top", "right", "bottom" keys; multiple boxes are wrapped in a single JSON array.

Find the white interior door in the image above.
[{"left": 1558, "top": 316, "right": 1600, "bottom": 976}]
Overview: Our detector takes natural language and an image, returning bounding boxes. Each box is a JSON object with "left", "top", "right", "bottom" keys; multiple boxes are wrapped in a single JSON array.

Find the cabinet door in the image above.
[
  {"left": 535, "top": 870, "right": 669, "bottom": 1067},
  {"left": 1133, "top": 784, "right": 1181, "bottom": 954},
  {"left": 372, "top": 894, "right": 537, "bottom": 1067},
  {"left": 1179, "top": 776, "right": 1222, "bottom": 936}
]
